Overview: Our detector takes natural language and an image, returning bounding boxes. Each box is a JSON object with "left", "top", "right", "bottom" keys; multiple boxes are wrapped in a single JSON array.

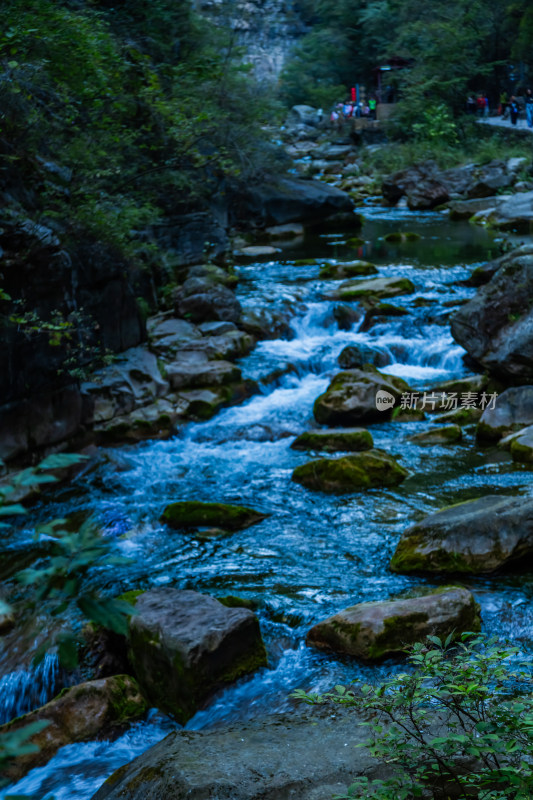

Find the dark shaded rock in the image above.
[
  {"left": 382, "top": 161, "right": 449, "bottom": 209},
  {"left": 292, "top": 449, "right": 408, "bottom": 493},
  {"left": 307, "top": 586, "right": 480, "bottom": 660},
  {"left": 408, "top": 424, "right": 462, "bottom": 445},
  {"left": 161, "top": 501, "right": 267, "bottom": 531},
  {"left": 509, "top": 426, "right": 533, "bottom": 463},
  {"left": 338, "top": 343, "right": 391, "bottom": 370},
  {"left": 319, "top": 261, "right": 377, "bottom": 279},
  {"left": 127, "top": 589, "right": 267, "bottom": 723},
  {"left": 233, "top": 177, "right": 353, "bottom": 227},
  {"left": 175, "top": 279, "right": 241, "bottom": 324},
  {"left": 450, "top": 249, "right": 533, "bottom": 382},
  {"left": 174, "top": 380, "right": 258, "bottom": 420},
  {"left": 165, "top": 352, "right": 241, "bottom": 390},
  {"left": 0, "top": 675, "right": 147, "bottom": 782},
  {"left": 147, "top": 314, "right": 201, "bottom": 356},
  {"left": 314, "top": 367, "right": 410, "bottom": 425},
  {"left": 449, "top": 197, "right": 501, "bottom": 221},
  {"left": 390, "top": 495, "right": 533, "bottom": 575},
  {"left": 477, "top": 386, "right": 533, "bottom": 443},
  {"left": 152, "top": 211, "right": 229, "bottom": 266},
  {"left": 240, "top": 307, "right": 292, "bottom": 339},
  {"left": 91, "top": 707, "right": 389, "bottom": 800},
  {"left": 291, "top": 428, "right": 373, "bottom": 452},
  {"left": 333, "top": 303, "right": 362, "bottom": 330},
  {"left": 485, "top": 191, "right": 533, "bottom": 232},
  {"left": 467, "top": 161, "right": 514, "bottom": 199}
]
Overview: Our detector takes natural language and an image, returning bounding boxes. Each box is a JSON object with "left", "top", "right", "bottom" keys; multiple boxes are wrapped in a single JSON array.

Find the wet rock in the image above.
[
  {"left": 94, "top": 399, "right": 179, "bottom": 443},
  {"left": 319, "top": 261, "right": 377, "bottom": 279},
  {"left": 359, "top": 302, "right": 409, "bottom": 332},
  {"left": 147, "top": 314, "right": 201, "bottom": 357},
  {"left": 333, "top": 303, "right": 362, "bottom": 330},
  {"left": 161, "top": 501, "right": 267, "bottom": 531},
  {"left": 186, "top": 263, "right": 238, "bottom": 288},
  {"left": 198, "top": 321, "right": 237, "bottom": 336},
  {"left": 127, "top": 589, "right": 267, "bottom": 723},
  {"left": 485, "top": 190, "right": 533, "bottom": 232},
  {"left": 264, "top": 223, "right": 304, "bottom": 239},
  {"left": 237, "top": 245, "right": 280, "bottom": 257},
  {"left": 240, "top": 307, "right": 292, "bottom": 339},
  {"left": 175, "top": 380, "right": 258, "bottom": 420},
  {"left": 165, "top": 352, "right": 242, "bottom": 390},
  {"left": 461, "top": 259, "right": 501, "bottom": 287},
  {"left": 450, "top": 249, "right": 533, "bottom": 382},
  {"left": 291, "top": 449, "right": 408, "bottom": 493},
  {"left": 235, "top": 177, "right": 353, "bottom": 226},
  {"left": 314, "top": 367, "right": 410, "bottom": 425},
  {"left": 408, "top": 424, "right": 462, "bottom": 445},
  {"left": 175, "top": 279, "right": 241, "bottom": 324},
  {"left": 328, "top": 276, "right": 415, "bottom": 301},
  {"left": 291, "top": 428, "right": 373, "bottom": 453},
  {"left": 338, "top": 343, "right": 391, "bottom": 370},
  {"left": 178, "top": 330, "right": 255, "bottom": 360},
  {"left": 477, "top": 386, "right": 533, "bottom": 443},
  {"left": 306, "top": 586, "right": 480, "bottom": 661},
  {"left": 91, "top": 707, "right": 388, "bottom": 800},
  {"left": 0, "top": 675, "right": 147, "bottom": 781},
  {"left": 449, "top": 197, "right": 501, "bottom": 221},
  {"left": 434, "top": 406, "right": 482, "bottom": 426},
  {"left": 509, "top": 426, "right": 533, "bottom": 463},
  {"left": 382, "top": 161, "right": 449, "bottom": 209},
  {"left": 390, "top": 495, "right": 533, "bottom": 575},
  {"left": 383, "top": 231, "right": 421, "bottom": 243}
]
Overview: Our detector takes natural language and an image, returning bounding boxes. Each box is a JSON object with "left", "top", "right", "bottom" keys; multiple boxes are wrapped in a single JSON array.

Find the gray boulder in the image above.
[
  {"left": 314, "top": 367, "right": 410, "bottom": 425},
  {"left": 451, "top": 248, "right": 533, "bottom": 382},
  {"left": 165, "top": 352, "right": 241, "bottom": 390},
  {"left": 390, "top": 495, "right": 533, "bottom": 575},
  {"left": 127, "top": 589, "right": 267, "bottom": 723},
  {"left": 175, "top": 279, "right": 241, "bottom": 323},
  {"left": 91, "top": 707, "right": 388, "bottom": 800},
  {"left": 238, "top": 177, "right": 354, "bottom": 226},
  {"left": 291, "top": 427, "right": 373, "bottom": 453},
  {"left": 486, "top": 190, "right": 533, "bottom": 232},
  {"left": 307, "top": 586, "right": 480, "bottom": 660},
  {"left": 338, "top": 343, "right": 391, "bottom": 370},
  {"left": 477, "top": 386, "right": 533, "bottom": 442}
]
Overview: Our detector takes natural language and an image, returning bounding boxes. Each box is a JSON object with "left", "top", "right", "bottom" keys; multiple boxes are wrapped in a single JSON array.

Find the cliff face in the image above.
[{"left": 197, "top": 0, "right": 305, "bottom": 81}]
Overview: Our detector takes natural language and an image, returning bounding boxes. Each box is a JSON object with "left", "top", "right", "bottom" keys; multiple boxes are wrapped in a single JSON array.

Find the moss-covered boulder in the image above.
[
  {"left": 314, "top": 366, "right": 410, "bottom": 425},
  {"left": 127, "top": 589, "right": 267, "bottom": 724},
  {"left": 327, "top": 276, "right": 415, "bottom": 302},
  {"left": 306, "top": 586, "right": 480, "bottom": 661},
  {"left": 337, "top": 343, "right": 391, "bottom": 370},
  {"left": 391, "top": 495, "right": 533, "bottom": 575},
  {"left": 384, "top": 231, "right": 421, "bottom": 243},
  {"left": 291, "top": 449, "right": 407, "bottom": 493},
  {"left": 408, "top": 425, "right": 462, "bottom": 445},
  {"left": 509, "top": 426, "right": 533, "bottom": 463},
  {"left": 319, "top": 261, "right": 377, "bottom": 280},
  {"left": 176, "top": 380, "right": 258, "bottom": 420},
  {"left": 0, "top": 675, "right": 146, "bottom": 781},
  {"left": 161, "top": 501, "right": 267, "bottom": 531},
  {"left": 434, "top": 407, "right": 482, "bottom": 426},
  {"left": 291, "top": 428, "right": 373, "bottom": 453},
  {"left": 476, "top": 386, "right": 533, "bottom": 443}
]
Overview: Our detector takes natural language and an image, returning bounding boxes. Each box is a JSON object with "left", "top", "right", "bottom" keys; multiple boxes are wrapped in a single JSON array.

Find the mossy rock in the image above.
[
  {"left": 306, "top": 586, "right": 480, "bottom": 661},
  {"left": 313, "top": 366, "right": 410, "bottom": 426},
  {"left": 392, "top": 406, "right": 426, "bottom": 422},
  {"left": 384, "top": 231, "right": 421, "bottom": 243},
  {"left": 217, "top": 595, "right": 257, "bottom": 610},
  {"left": 434, "top": 407, "right": 482, "bottom": 426},
  {"left": 369, "top": 303, "right": 409, "bottom": 317},
  {"left": 319, "top": 261, "right": 377, "bottom": 280},
  {"left": 291, "top": 449, "right": 408, "bottom": 494},
  {"left": 346, "top": 236, "right": 365, "bottom": 247},
  {"left": 332, "top": 276, "right": 415, "bottom": 301},
  {"left": 509, "top": 429, "right": 533, "bottom": 463},
  {"left": 291, "top": 428, "right": 373, "bottom": 453},
  {"left": 293, "top": 258, "right": 318, "bottom": 266},
  {"left": 161, "top": 501, "right": 268, "bottom": 531},
  {"left": 408, "top": 425, "right": 462, "bottom": 445}
]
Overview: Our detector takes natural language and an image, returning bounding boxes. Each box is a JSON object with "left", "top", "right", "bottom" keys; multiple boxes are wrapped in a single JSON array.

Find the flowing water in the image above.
[{"left": 2, "top": 205, "right": 533, "bottom": 799}]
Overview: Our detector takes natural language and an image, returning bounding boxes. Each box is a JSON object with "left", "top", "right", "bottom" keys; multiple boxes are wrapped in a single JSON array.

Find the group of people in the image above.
[
  {"left": 467, "top": 89, "right": 533, "bottom": 128},
  {"left": 330, "top": 96, "right": 378, "bottom": 127}
]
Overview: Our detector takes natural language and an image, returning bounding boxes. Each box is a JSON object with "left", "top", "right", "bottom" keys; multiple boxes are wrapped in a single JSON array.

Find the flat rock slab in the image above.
[
  {"left": 128, "top": 589, "right": 267, "bottom": 723},
  {"left": 307, "top": 586, "right": 480, "bottom": 660},
  {"left": 390, "top": 495, "right": 533, "bottom": 575},
  {"left": 291, "top": 428, "right": 373, "bottom": 453},
  {"left": 408, "top": 425, "right": 462, "bottom": 445},
  {"left": 292, "top": 449, "right": 408, "bottom": 493},
  {"left": 92, "top": 708, "right": 388, "bottom": 800},
  {"left": 319, "top": 261, "right": 377, "bottom": 279},
  {"left": 327, "top": 276, "right": 415, "bottom": 301},
  {"left": 161, "top": 501, "right": 267, "bottom": 531}
]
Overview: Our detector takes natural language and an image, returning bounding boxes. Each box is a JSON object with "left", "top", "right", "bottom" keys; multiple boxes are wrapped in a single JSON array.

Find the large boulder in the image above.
[
  {"left": 161, "top": 501, "right": 267, "bottom": 531},
  {"left": 390, "top": 495, "right": 533, "bottom": 575},
  {"left": 408, "top": 425, "right": 462, "bottom": 445},
  {"left": 91, "top": 707, "right": 388, "bottom": 800},
  {"left": 449, "top": 197, "right": 502, "bottom": 221},
  {"left": 485, "top": 190, "right": 533, "bottom": 232},
  {"left": 240, "top": 307, "right": 292, "bottom": 340},
  {"left": 314, "top": 367, "right": 410, "bottom": 425},
  {"left": 127, "top": 589, "right": 267, "bottom": 723},
  {"left": 509, "top": 425, "right": 533, "bottom": 463},
  {"left": 338, "top": 343, "right": 391, "bottom": 370},
  {"left": 291, "top": 449, "right": 408, "bottom": 493},
  {"left": 450, "top": 249, "right": 533, "bottom": 382},
  {"left": 165, "top": 352, "right": 242, "bottom": 390},
  {"left": 0, "top": 675, "right": 146, "bottom": 781},
  {"left": 466, "top": 160, "right": 514, "bottom": 198},
  {"left": 235, "top": 177, "right": 354, "bottom": 227},
  {"left": 291, "top": 428, "right": 373, "bottom": 453},
  {"left": 477, "top": 386, "right": 533, "bottom": 442},
  {"left": 382, "top": 161, "right": 449, "bottom": 209},
  {"left": 306, "top": 587, "right": 480, "bottom": 661},
  {"left": 147, "top": 314, "right": 202, "bottom": 356},
  {"left": 175, "top": 279, "right": 241, "bottom": 324},
  {"left": 319, "top": 261, "right": 377, "bottom": 280}
]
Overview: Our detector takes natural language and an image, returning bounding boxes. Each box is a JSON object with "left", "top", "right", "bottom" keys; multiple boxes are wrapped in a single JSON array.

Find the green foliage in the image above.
[
  {"left": 412, "top": 103, "right": 459, "bottom": 145},
  {"left": 293, "top": 633, "right": 533, "bottom": 799},
  {"left": 0, "top": 719, "right": 49, "bottom": 785}
]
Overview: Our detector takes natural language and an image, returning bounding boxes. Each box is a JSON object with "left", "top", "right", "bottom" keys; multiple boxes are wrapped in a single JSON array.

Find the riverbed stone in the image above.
[
  {"left": 327, "top": 276, "right": 415, "bottom": 301},
  {"left": 147, "top": 314, "right": 202, "bottom": 356},
  {"left": 485, "top": 190, "right": 533, "bottom": 232},
  {"left": 291, "top": 428, "right": 373, "bottom": 453},
  {"left": 434, "top": 406, "right": 482, "bottom": 426},
  {"left": 449, "top": 197, "right": 501, "bottom": 221},
  {"left": 306, "top": 586, "right": 480, "bottom": 661},
  {"left": 292, "top": 449, "right": 408, "bottom": 493},
  {"left": 476, "top": 386, "right": 533, "bottom": 443},
  {"left": 127, "top": 589, "right": 267, "bottom": 723},
  {"left": 179, "top": 330, "right": 255, "bottom": 360},
  {"left": 94, "top": 398, "right": 179, "bottom": 443},
  {"left": 319, "top": 261, "right": 377, "bottom": 279},
  {"left": 509, "top": 426, "right": 533, "bottom": 463},
  {"left": 390, "top": 495, "right": 533, "bottom": 575},
  {"left": 314, "top": 367, "right": 410, "bottom": 425},
  {"left": 0, "top": 675, "right": 147, "bottom": 781},
  {"left": 174, "top": 380, "right": 258, "bottom": 420},
  {"left": 161, "top": 501, "right": 267, "bottom": 531},
  {"left": 165, "top": 352, "right": 241, "bottom": 390},
  {"left": 240, "top": 307, "right": 292, "bottom": 339},
  {"left": 337, "top": 343, "right": 391, "bottom": 370},
  {"left": 408, "top": 425, "right": 462, "bottom": 445},
  {"left": 91, "top": 706, "right": 390, "bottom": 800},
  {"left": 175, "top": 280, "right": 241, "bottom": 323}
]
